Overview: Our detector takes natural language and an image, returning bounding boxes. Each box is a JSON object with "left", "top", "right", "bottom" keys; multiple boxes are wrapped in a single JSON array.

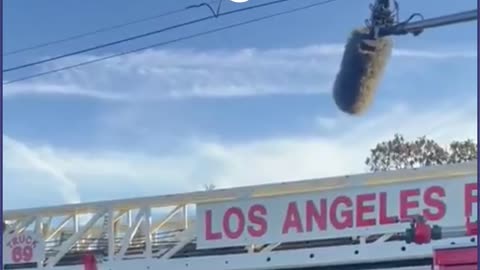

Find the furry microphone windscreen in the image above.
[{"left": 333, "top": 28, "right": 393, "bottom": 115}]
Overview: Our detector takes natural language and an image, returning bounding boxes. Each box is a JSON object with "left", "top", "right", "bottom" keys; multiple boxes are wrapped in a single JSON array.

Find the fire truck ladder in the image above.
[{"left": 2, "top": 161, "right": 477, "bottom": 270}]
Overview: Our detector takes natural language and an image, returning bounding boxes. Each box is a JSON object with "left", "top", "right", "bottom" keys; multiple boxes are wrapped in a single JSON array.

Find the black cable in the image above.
[
  {"left": 3, "top": 0, "right": 340, "bottom": 85},
  {"left": 2, "top": 0, "right": 219, "bottom": 57},
  {"left": 187, "top": 0, "right": 224, "bottom": 17},
  {"left": 3, "top": 0, "right": 299, "bottom": 73}
]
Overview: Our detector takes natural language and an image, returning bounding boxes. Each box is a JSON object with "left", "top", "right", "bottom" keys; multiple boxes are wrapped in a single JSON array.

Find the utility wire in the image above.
[
  {"left": 3, "top": 0, "right": 219, "bottom": 57},
  {"left": 3, "top": 0, "right": 340, "bottom": 85},
  {"left": 4, "top": 0, "right": 301, "bottom": 73}
]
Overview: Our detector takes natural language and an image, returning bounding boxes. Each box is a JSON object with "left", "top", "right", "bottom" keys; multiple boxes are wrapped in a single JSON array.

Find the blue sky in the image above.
[{"left": 3, "top": 0, "right": 477, "bottom": 210}]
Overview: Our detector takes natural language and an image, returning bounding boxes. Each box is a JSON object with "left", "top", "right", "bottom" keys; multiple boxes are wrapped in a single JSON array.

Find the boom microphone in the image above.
[{"left": 332, "top": 27, "right": 393, "bottom": 115}]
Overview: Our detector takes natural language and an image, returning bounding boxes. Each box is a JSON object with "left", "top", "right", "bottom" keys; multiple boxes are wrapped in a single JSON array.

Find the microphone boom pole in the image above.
[
  {"left": 332, "top": 0, "right": 478, "bottom": 115},
  {"left": 381, "top": 9, "right": 478, "bottom": 37}
]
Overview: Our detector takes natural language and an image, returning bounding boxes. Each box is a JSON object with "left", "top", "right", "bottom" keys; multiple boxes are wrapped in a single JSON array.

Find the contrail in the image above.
[{"left": 3, "top": 135, "right": 81, "bottom": 204}]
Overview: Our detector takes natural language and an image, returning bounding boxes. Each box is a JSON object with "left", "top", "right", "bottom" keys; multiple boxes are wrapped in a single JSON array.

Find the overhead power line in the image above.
[
  {"left": 3, "top": 0, "right": 312, "bottom": 73},
  {"left": 3, "top": 0, "right": 219, "bottom": 57},
  {"left": 3, "top": 0, "right": 340, "bottom": 85}
]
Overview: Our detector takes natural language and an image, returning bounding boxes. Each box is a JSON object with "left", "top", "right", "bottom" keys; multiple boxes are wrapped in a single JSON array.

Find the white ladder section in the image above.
[{"left": 2, "top": 161, "right": 477, "bottom": 270}]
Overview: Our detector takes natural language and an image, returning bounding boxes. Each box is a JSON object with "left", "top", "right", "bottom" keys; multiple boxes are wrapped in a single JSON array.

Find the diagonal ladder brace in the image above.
[
  {"left": 15, "top": 216, "right": 36, "bottom": 233},
  {"left": 160, "top": 228, "right": 195, "bottom": 260},
  {"left": 45, "top": 216, "right": 72, "bottom": 241},
  {"left": 116, "top": 208, "right": 147, "bottom": 259},
  {"left": 46, "top": 209, "right": 107, "bottom": 268},
  {"left": 150, "top": 205, "right": 183, "bottom": 234}
]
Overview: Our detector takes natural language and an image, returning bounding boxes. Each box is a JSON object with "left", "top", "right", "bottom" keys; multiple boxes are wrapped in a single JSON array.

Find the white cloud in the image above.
[
  {"left": 3, "top": 98, "right": 476, "bottom": 210},
  {"left": 3, "top": 40, "right": 477, "bottom": 210},
  {"left": 315, "top": 116, "right": 338, "bottom": 130},
  {"left": 3, "top": 44, "right": 476, "bottom": 101},
  {"left": 3, "top": 83, "right": 128, "bottom": 101},
  {"left": 392, "top": 49, "right": 477, "bottom": 59},
  {"left": 3, "top": 135, "right": 81, "bottom": 206}
]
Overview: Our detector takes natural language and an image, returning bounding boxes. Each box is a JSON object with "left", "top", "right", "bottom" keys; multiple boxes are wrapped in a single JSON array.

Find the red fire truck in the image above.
[{"left": 3, "top": 161, "right": 477, "bottom": 270}]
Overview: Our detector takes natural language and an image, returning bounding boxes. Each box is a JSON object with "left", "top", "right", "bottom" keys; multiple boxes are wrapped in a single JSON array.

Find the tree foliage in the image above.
[{"left": 365, "top": 134, "right": 477, "bottom": 172}]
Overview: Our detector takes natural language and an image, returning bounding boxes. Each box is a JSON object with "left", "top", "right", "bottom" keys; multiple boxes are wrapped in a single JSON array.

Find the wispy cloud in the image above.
[
  {"left": 3, "top": 40, "right": 476, "bottom": 210},
  {"left": 3, "top": 98, "right": 476, "bottom": 209},
  {"left": 3, "top": 135, "right": 81, "bottom": 206},
  {"left": 3, "top": 44, "right": 476, "bottom": 101},
  {"left": 3, "top": 83, "right": 128, "bottom": 101},
  {"left": 392, "top": 49, "right": 477, "bottom": 59}
]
